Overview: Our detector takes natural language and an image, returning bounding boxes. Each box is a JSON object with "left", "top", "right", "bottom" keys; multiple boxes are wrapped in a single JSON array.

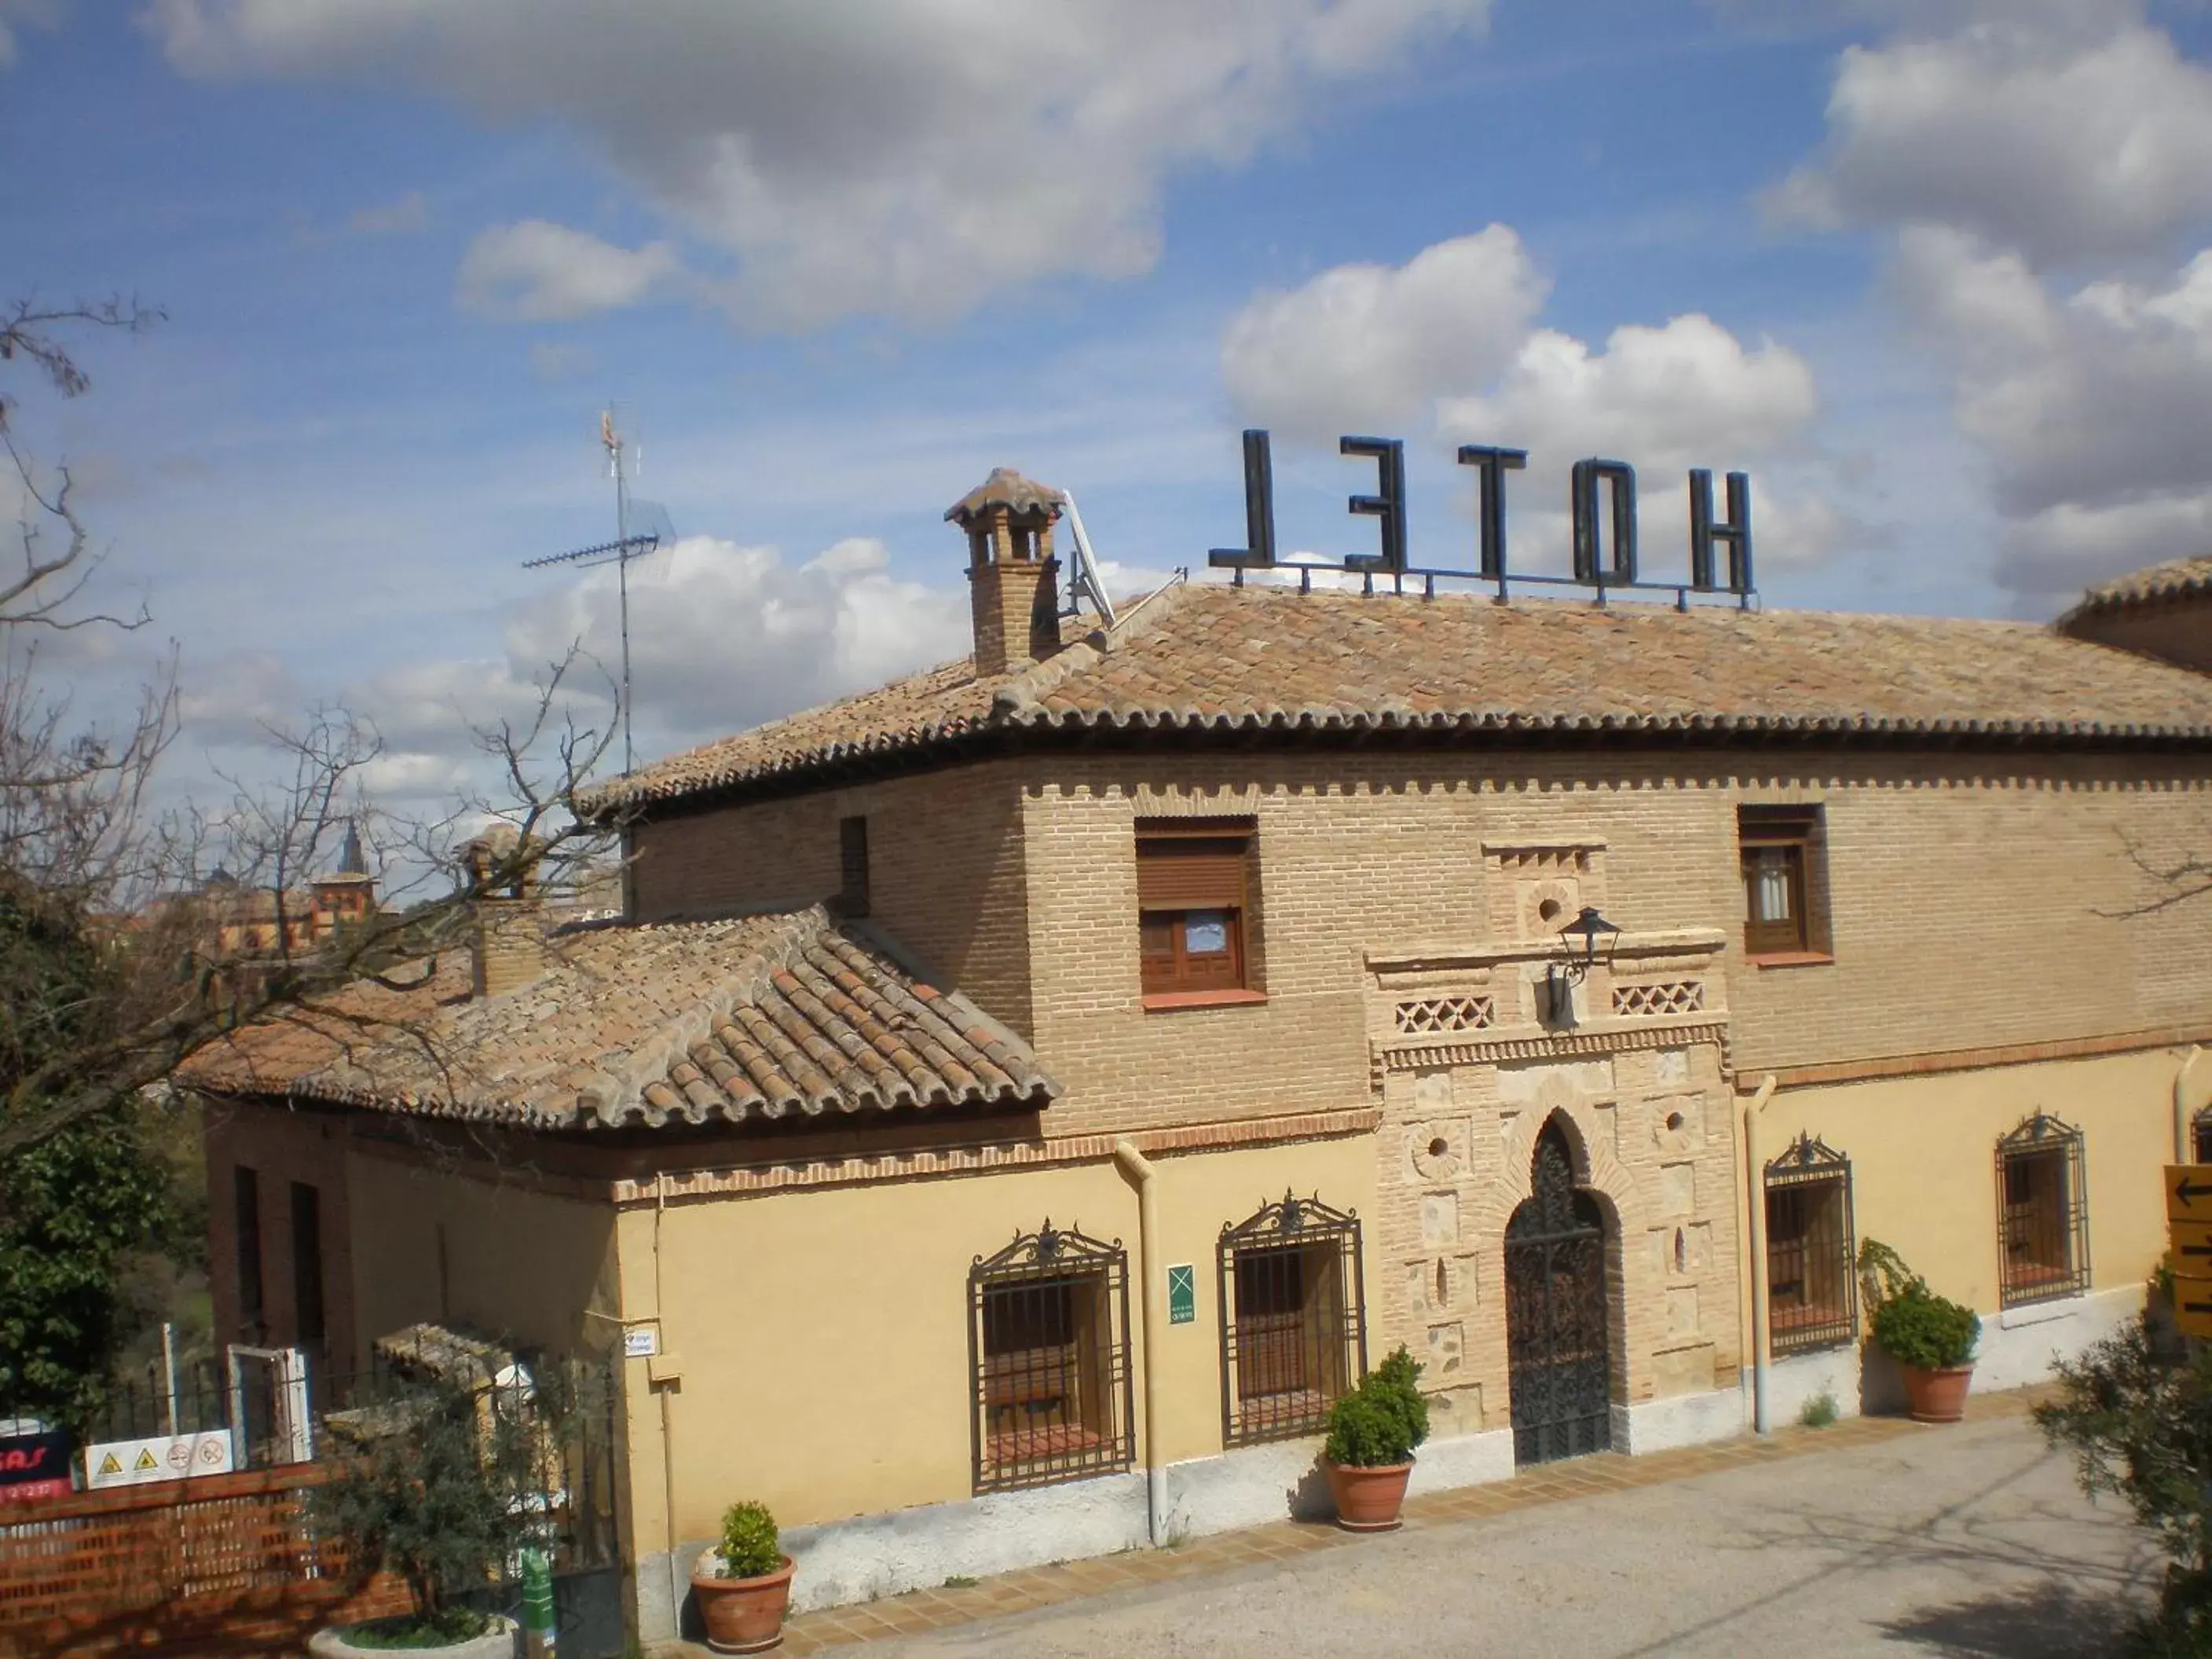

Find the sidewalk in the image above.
[{"left": 664, "top": 1389, "right": 2054, "bottom": 1656}]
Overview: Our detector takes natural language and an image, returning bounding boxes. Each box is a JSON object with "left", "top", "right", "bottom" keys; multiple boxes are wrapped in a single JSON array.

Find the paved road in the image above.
[{"left": 870, "top": 1415, "right": 2157, "bottom": 1658}]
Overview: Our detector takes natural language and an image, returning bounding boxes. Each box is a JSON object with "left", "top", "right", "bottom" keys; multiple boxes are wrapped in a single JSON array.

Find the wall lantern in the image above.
[{"left": 1544, "top": 906, "right": 1622, "bottom": 1031}]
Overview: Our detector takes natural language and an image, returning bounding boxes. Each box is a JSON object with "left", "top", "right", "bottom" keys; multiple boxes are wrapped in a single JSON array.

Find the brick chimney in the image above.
[
  {"left": 463, "top": 826, "right": 544, "bottom": 999},
  {"left": 945, "top": 467, "right": 1064, "bottom": 676}
]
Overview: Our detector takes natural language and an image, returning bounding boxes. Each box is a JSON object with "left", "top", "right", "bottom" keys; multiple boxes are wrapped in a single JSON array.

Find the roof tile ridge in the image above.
[
  {"left": 587, "top": 907, "right": 829, "bottom": 1127},
  {"left": 994, "top": 577, "right": 1196, "bottom": 717}
]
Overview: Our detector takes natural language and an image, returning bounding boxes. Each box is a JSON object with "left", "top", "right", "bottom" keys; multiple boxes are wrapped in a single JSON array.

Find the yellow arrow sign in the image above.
[
  {"left": 2171, "top": 1220, "right": 2212, "bottom": 1278},
  {"left": 2166, "top": 1166, "right": 2212, "bottom": 1223},
  {"left": 2177, "top": 1285, "right": 2212, "bottom": 1339}
]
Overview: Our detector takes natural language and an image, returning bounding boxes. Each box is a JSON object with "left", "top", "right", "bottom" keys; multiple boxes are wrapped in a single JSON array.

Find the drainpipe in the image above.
[
  {"left": 1741, "top": 1075, "right": 1779, "bottom": 1436},
  {"left": 2174, "top": 1046, "right": 2210, "bottom": 1164},
  {"left": 1112, "top": 1138, "right": 1168, "bottom": 1547},
  {"left": 655, "top": 1170, "right": 680, "bottom": 1626}
]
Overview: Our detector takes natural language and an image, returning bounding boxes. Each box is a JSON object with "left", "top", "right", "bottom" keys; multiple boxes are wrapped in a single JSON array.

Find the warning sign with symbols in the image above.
[{"left": 84, "top": 1430, "right": 235, "bottom": 1489}]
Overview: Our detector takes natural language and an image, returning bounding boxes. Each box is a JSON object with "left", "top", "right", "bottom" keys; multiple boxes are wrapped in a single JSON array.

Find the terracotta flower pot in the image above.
[
  {"left": 1325, "top": 1459, "right": 1413, "bottom": 1532},
  {"left": 691, "top": 1554, "right": 797, "bottom": 1654},
  {"left": 1899, "top": 1363, "right": 1973, "bottom": 1424}
]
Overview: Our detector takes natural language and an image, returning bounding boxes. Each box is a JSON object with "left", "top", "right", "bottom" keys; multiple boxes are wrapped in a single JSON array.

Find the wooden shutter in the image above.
[{"left": 1135, "top": 832, "right": 1249, "bottom": 911}]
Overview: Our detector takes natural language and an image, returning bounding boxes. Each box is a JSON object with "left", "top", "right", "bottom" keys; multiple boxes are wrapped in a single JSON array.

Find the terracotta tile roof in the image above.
[
  {"left": 589, "top": 581, "right": 2212, "bottom": 811},
  {"left": 179, "top": 905, "right": 1057, "bottom": 1130},
  {"left": 2059, "top": 555, "right": 2212, "bottom": 622}
]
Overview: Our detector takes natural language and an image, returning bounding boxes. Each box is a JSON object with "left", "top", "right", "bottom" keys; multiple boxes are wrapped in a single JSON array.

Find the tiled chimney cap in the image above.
[{"left": 944, "top": 467, "right": 1064, "bottom": 526}]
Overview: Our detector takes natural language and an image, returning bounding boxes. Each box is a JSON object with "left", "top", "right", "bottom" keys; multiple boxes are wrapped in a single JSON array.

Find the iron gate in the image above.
[{"left": 1504, "top": 1121, "right": 1613, "bottom": 1466}]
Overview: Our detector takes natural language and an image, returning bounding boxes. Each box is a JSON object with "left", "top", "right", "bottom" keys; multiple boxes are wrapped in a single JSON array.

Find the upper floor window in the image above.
[
  {"left": 1218, "top": 1192, "right": 1365, "bottom": 1445},
  {"left": 837, "top": 815, "right": 870, "bottom": 918},
  {"left": 235, "top": 1165, "right": 265, "bottom": 1331},
  {"left": 1998, "top": 1112, "right": 2090, "bottom": 1307},
  {"left": 969, "top": 1223, "right": 1134, "bottom": 1492},
  {"left": 1738, "top": 804, "right": 1826, "bottom": 960},
  {"left": 291, "top": 1181, "right": 325, "bottom": 1346},
  {"left": 1763, "top": 1136, "right": 1857, "bottom": 1355},
  {"left": 1136, "top": 819, "right": 1254, "bottom": 1001}
]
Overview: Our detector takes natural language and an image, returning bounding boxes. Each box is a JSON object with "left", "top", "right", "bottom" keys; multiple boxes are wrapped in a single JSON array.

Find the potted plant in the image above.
[
  {"left": 691, "top": 1500, "right": 796, "bottom": 1654},
  {"left": 308, "top": 1343, "right": 581, "bottom": 1657},
  {"left": 1322, "top": 1346, "right": 1430, "bottom": 1531},
  {"left": 1859, "top": 1239, "right": 1980, "bottom": 1423}
]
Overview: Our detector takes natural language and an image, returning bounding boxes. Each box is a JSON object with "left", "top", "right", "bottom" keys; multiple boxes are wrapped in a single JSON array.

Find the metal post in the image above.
[{"left": 160, "top": 1323, "right": 178, "bottom": 1437}]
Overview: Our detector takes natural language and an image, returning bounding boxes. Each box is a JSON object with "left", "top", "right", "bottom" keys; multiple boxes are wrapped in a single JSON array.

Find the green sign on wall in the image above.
[{"left": 1167, "top": 1264, "right": 1196, "bottom": 1325}]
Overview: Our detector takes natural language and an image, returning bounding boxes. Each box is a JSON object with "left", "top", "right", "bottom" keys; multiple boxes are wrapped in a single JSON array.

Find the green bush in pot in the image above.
[{"left": 715, "top": 1500, "right": 781, "bottom": 1580}]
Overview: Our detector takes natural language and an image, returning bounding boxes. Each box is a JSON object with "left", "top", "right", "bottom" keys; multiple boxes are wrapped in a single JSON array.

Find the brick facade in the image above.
[{"left": 630, "top": 760, "right": 1036, "bottom": 1036}]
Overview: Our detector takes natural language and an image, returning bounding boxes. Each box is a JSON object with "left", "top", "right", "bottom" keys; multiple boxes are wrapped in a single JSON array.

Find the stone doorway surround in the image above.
[{"left": 1365, "top": 841, "right": 1742, "bottom": 1469}]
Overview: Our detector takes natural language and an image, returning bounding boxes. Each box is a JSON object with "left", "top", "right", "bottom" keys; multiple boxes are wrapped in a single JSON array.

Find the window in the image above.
[
  {"left": 969, "top": 1223, "right": 1133, "bottom": 1492},
  {"left": 1136, "top": 819, "right": 1254, "bottom": 1000},
  {"left": 1218, "top": 1192, "right": 1365, "bottom": 1445},
  {"left": 1763, "top": 1136, "right": 1857, "bottom": 1354},
  {"left": 235, "top": 1166, "right": 265, "bottom": 1330},
  {"left": 1998, "top": 1112, "right": 2090, "bottom": 1307},
  {"left": 291, "top": 1181, "right": 325, "bottom": 1345},
  {"left": 837, "top": 815, "right": 870, "bottom": 918},
  {"left": 2195, "top": 1109, "right": 2212, "bottom": 1166},
  {"left": 1738, "top": 804, "right": 1826, "bottom": 959}
]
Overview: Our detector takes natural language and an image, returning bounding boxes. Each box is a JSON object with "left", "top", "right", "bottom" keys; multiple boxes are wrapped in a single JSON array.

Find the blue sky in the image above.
[{"left": 6, "top": 0, "right": 2212, "bottom": 815}]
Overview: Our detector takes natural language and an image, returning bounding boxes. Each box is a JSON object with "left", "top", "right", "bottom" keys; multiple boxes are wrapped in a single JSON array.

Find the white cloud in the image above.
[
  {"left": 1891, "top": 225, "right": 2212, "bottom": 601},
  {"left": 1436, "top": 313, "right": 1818, "bottom": 471},
  {"left": 456, "top": 220, "right": 681, "bottom": 322},
  {"left": 347, "top": 190, "right": 430, "bottom": 236},
  {"left": 1220, "top": 228, "right": 1547, "bottom": 446},
  {"left": 144, "top": 0, "right": 1494, "bottom": 331},
  {"left": 1774, "top": 2, "right": 2212, "bottom": 266}
]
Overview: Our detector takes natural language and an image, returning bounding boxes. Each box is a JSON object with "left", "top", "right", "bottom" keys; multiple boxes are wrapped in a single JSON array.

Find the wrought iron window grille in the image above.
[
  {"left": 1763, "top": 1134, "right": 1857, "bottom": 1355},
  {"left": 1217, "top": 1191, "right": 1366, "bottom": 1447},
  {"left": 969, "top": 1221, "right": 1135, "bottom": 1493},
  {"left": 1996, "top": 1112, "right": 2091, "bottom": 1309}
]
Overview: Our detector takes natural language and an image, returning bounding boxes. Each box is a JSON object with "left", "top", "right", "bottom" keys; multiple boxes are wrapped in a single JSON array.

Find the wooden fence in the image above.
[{"left": 0, "top": 1463, "right": 409, "bottom": 1657}]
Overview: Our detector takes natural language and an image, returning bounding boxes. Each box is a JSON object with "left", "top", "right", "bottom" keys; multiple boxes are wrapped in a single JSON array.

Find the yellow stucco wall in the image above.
[
  {"left": 1758, "top": 1046, "right": 2188, "bottom": 1316},
  {"left": 345, "top": 1148, "right": 621, "bottom": 1360},
  {"left": 616, "top": 1133, "right": 1380, "bottom": 1554}
]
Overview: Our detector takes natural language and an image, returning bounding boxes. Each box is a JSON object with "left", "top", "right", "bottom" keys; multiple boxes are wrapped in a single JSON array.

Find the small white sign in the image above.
[
  {"left": 85, "top": 1430, "right": 234, "bottom": 1489},
  {"left": 623, "top": 1325, "right": 660, "bottom": 1359}
]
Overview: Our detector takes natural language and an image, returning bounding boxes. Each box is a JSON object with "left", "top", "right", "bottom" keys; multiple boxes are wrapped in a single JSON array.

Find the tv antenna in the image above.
[{"left": 523, "top": 406, "right": 676, "bottom": 774}]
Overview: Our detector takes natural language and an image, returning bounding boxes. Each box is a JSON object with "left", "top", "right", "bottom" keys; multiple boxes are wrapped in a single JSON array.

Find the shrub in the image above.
[
  {"left": 716, "top": 1500, "right": 781, "bottom": 1580},
  {"left": 1858, "top": 1238, "right": 1979, "bottom": 1371},
  {"left": 2038, "top": 1317, "right": 2212, "bottom": 1654},
  {"left": 311, "top": 1353, "right": 583, "bottom": 1640},
  {"left": 1798, "top": 1391, "right": 1839, "bottom": 1430},
  {"left": 1324, "top": 1346, "right": 1430, "bottom": 1467},
  {"left": 1871, "top": 1284, "right": 1980, "bottom": 1371}
]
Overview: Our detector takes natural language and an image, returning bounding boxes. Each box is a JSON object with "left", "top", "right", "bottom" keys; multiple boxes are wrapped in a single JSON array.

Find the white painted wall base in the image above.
[
  {"left": 635, "top": 1290, "right": 2149, "bottom": 1642},
  {"left": 1613, "top": 1385, "right": 1749, "bottom": 1454},
  {"left": 1408, "top": 1426, "right": 1516, "bottom": 1494},
  {"left": 1765, "top": 1346, "right": 1864, "bottom": 1427},
  {"left": 1974, "top": 1284, "right": 2141, "bottom": 1391},
  {"left": 635, "top": 1423, "right": 1525, "bottom": 1639},
  {"left": 1765, "top": 1283, "right": 2143, "bottom": 1424}
]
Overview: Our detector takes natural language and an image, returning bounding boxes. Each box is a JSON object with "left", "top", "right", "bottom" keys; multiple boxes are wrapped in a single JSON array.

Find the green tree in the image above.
[{"left": 0, "top": 877, "right": 174, "bottom": 1426}]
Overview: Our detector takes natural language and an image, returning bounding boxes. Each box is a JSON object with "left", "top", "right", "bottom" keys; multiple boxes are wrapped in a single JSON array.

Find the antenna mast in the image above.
[{"left": 523, "top": 406, "right": 674, "bottom": 775}]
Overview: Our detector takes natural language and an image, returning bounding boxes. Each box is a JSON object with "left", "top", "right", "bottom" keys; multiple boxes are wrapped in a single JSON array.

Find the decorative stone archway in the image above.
[{"left": 1364, "top": 843, "right": 1741, "bottom": 1456}]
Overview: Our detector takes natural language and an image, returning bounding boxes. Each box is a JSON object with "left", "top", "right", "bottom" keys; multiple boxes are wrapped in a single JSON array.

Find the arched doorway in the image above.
[{"left": 1504, "top": 1117, "right": 1613, "bottom": 1466}]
